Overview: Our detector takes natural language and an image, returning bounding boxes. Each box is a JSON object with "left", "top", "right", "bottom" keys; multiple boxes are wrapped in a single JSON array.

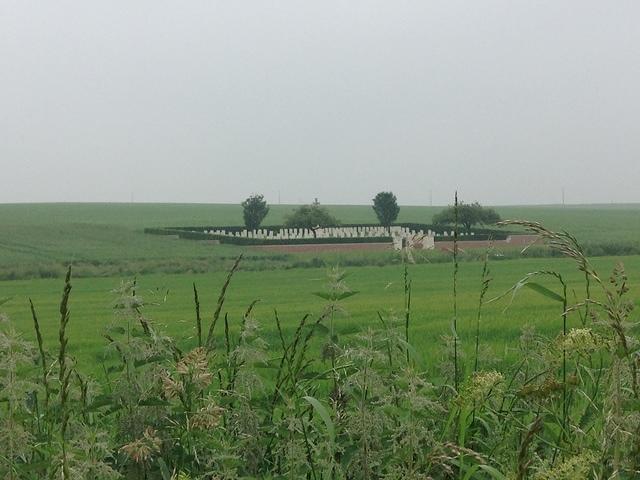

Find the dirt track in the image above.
[{"left": 434, "top": 234, "right": 539, "bottom": 252}]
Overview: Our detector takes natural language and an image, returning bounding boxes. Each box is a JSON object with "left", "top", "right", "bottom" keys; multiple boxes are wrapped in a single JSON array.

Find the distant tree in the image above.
[
  {"left": 284, "top": 202, "right": 339, "bottom": 237},
  {"left": 432, "top": 202, "right": 501, "bottom": 233},
  {"left": 241, "top": 194, "right": 269, "bottom": 230},
  {"left": 372, "top": 191, "right": 400, "bottom": 232}
]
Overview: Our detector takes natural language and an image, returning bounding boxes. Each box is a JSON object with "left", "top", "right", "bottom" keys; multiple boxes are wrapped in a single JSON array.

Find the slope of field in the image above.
[{"left": 1, "top": 202, "right": 639, "bottom": 279}]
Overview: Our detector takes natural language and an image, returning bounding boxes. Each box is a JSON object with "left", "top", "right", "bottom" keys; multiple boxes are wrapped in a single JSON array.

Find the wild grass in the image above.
[{"left": 1, "top": 221, "right": 639, "bottom": 478}]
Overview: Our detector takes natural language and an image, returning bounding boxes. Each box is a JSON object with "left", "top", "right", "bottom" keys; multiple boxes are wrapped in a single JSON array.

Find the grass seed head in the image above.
[{"left": 120, "top": 426, "right": 161, "bottom": 464}]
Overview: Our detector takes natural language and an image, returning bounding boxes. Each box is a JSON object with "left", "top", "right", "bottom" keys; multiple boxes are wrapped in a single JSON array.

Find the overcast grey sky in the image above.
[{"left": 2, "top": 1, "right": 639, "bottom": 206}]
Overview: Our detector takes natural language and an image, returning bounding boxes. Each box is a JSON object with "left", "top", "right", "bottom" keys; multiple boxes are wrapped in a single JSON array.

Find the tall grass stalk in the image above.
[
  {"left": 57, "top": 266, "right": 72, "bottom": 479},
  {"left": 29, "top": 298, "right": 50, "bottom": 409},
  {"left": 403, "top": 260, "right": 412, "bottom": 364},
  {"left": 193, "top": 282, "right": 202, "bottom": 347},
  {"left": 453, "top": 191, "right": 460, "bottom": 391},
  {"left": 205, "top": 254, "right": 243, "bottom": 351},
  {"left": 473, "top": 246, "right": 492, "bottom": 373}
]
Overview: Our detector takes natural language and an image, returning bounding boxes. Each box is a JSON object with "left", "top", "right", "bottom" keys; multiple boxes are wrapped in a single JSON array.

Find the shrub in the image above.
[
  {"left": 433, "top": 201, "right": 502, "bottom": 232},
  {"left": 283, "top": 202, "right": 339, "bottom": 234}
]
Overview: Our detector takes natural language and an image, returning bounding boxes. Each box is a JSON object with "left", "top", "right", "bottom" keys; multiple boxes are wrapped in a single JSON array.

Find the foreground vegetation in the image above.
[
  {"left": 1, "top": 202, "right": 640, "bottom": 280},
  {"left": 2, "top": 222, "right": 640, "bottom": 478}
]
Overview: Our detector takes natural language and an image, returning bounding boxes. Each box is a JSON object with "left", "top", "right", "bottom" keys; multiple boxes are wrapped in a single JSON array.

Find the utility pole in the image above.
[{"left": 561, "top": 187, "right": 565, "bottom": 207}]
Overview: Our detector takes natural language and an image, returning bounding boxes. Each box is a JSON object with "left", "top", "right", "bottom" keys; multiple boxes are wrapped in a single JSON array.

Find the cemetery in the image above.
[{"left": 144, "top": 223, "right": 528, "bottom": 251}]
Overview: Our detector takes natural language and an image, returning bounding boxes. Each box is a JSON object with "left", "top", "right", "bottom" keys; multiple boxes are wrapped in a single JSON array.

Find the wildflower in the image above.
[
  {"left": 560, "top": 328, "right": 602, "bottom": 354},
  {"left": 533, "top": 451, "right": 596, "bottom": 479},
  {"left": 519, "top": 376, "right": 563, "bottom": 400},
  {"left": 458, "top": 371, "right": 503, "bottom": 404}
]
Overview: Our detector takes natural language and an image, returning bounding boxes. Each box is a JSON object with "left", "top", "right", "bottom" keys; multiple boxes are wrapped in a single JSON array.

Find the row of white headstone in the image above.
[{"left": 201, "top": 226, "right": 476, "bottom": 250}]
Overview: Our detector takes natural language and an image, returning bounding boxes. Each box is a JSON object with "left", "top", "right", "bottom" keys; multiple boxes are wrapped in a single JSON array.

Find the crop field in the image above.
[
  {"left": 1, "top": 202, "right": 639, "bottom": 280},
  {"left": 3, "top": 254, "right": 639, "bottom": 370}
]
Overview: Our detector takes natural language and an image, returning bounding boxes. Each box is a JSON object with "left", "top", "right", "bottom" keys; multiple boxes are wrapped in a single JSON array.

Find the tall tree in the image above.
[
  {"left": 372, "top": 191, "right": 400, "bottom": 231},
  {"left": 241, "top": 194, "right": 269, "bottom": 230},
  {"left": 432, "top": 201, "right": 501, "bottom": 232}
]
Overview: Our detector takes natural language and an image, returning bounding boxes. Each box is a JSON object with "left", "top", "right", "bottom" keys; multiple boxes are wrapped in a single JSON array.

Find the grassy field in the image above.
[
  {"left": 3, "top": 254, "right": 638, "bottom": 371},
  {"left": 1, "top": 202, "right": 639, "bottom": 280}
]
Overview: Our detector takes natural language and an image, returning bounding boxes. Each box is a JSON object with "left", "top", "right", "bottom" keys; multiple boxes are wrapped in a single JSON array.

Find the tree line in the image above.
[{"left": 240, "top": 192, "right": 501, "bottom": 234}]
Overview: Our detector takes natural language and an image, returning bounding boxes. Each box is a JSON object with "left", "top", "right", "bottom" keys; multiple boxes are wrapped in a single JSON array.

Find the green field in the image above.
[
  {"left": 3, "top": 255, "right": 639, "bottom": 372},
  {"left": 1, "top": 202, "right": 639, "bottom": 280}
]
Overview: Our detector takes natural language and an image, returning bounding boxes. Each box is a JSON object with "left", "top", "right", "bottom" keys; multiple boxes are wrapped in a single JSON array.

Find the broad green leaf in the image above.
[
  {"left": 138, "top": 398, "right": 170, "bottom": 407},
  {"left": 462, "top": 465, "right": 481, "bottom": 480},
  {"left": 303, "top": 395, "right": 335, "bottom": 443},
  {"left": 312, "top": 292, "right": 333, "bottom": 301},
  {"left": 157, "top": 458, "right": 172, "bottom": 480},
  {"left": 478, "top": 465, "right": 508, "bottom": 479},
  {"left": 105, "top": 404, "right": 124, "bottom": 416},
  {"left": 336, "top": 291, "right": 359, "bottom": 301},
  {"left": 523, "top": 282, "right": 564, "bottom": 303},
  {"left": 84, "top": 394, "right": 115, "bottom": 412},
  {"left": 340, "top": 444, "right": 358, "bottom": 469},
  {"left": 306, "top": 323, "right": 329, "bottom": 335}
]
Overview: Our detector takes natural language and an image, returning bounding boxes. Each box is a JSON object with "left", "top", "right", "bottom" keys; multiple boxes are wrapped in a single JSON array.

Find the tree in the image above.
[
  {"left": 372, "top": 191, "right": 400, "bottom": 231},
  {"left": 432, "top": 201, "right": 501, "bottom": 233},
  {"left": 241, "top": 194, "right": 269, "bottom": 231},
  {"left": 284, "top": 202, "right": 339, "bottom": 237}
]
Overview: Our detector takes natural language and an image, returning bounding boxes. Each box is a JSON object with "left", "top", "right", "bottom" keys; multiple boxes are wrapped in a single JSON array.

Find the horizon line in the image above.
[{"left": 1, "top": 201, "right": 639, "bottom": 208}]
